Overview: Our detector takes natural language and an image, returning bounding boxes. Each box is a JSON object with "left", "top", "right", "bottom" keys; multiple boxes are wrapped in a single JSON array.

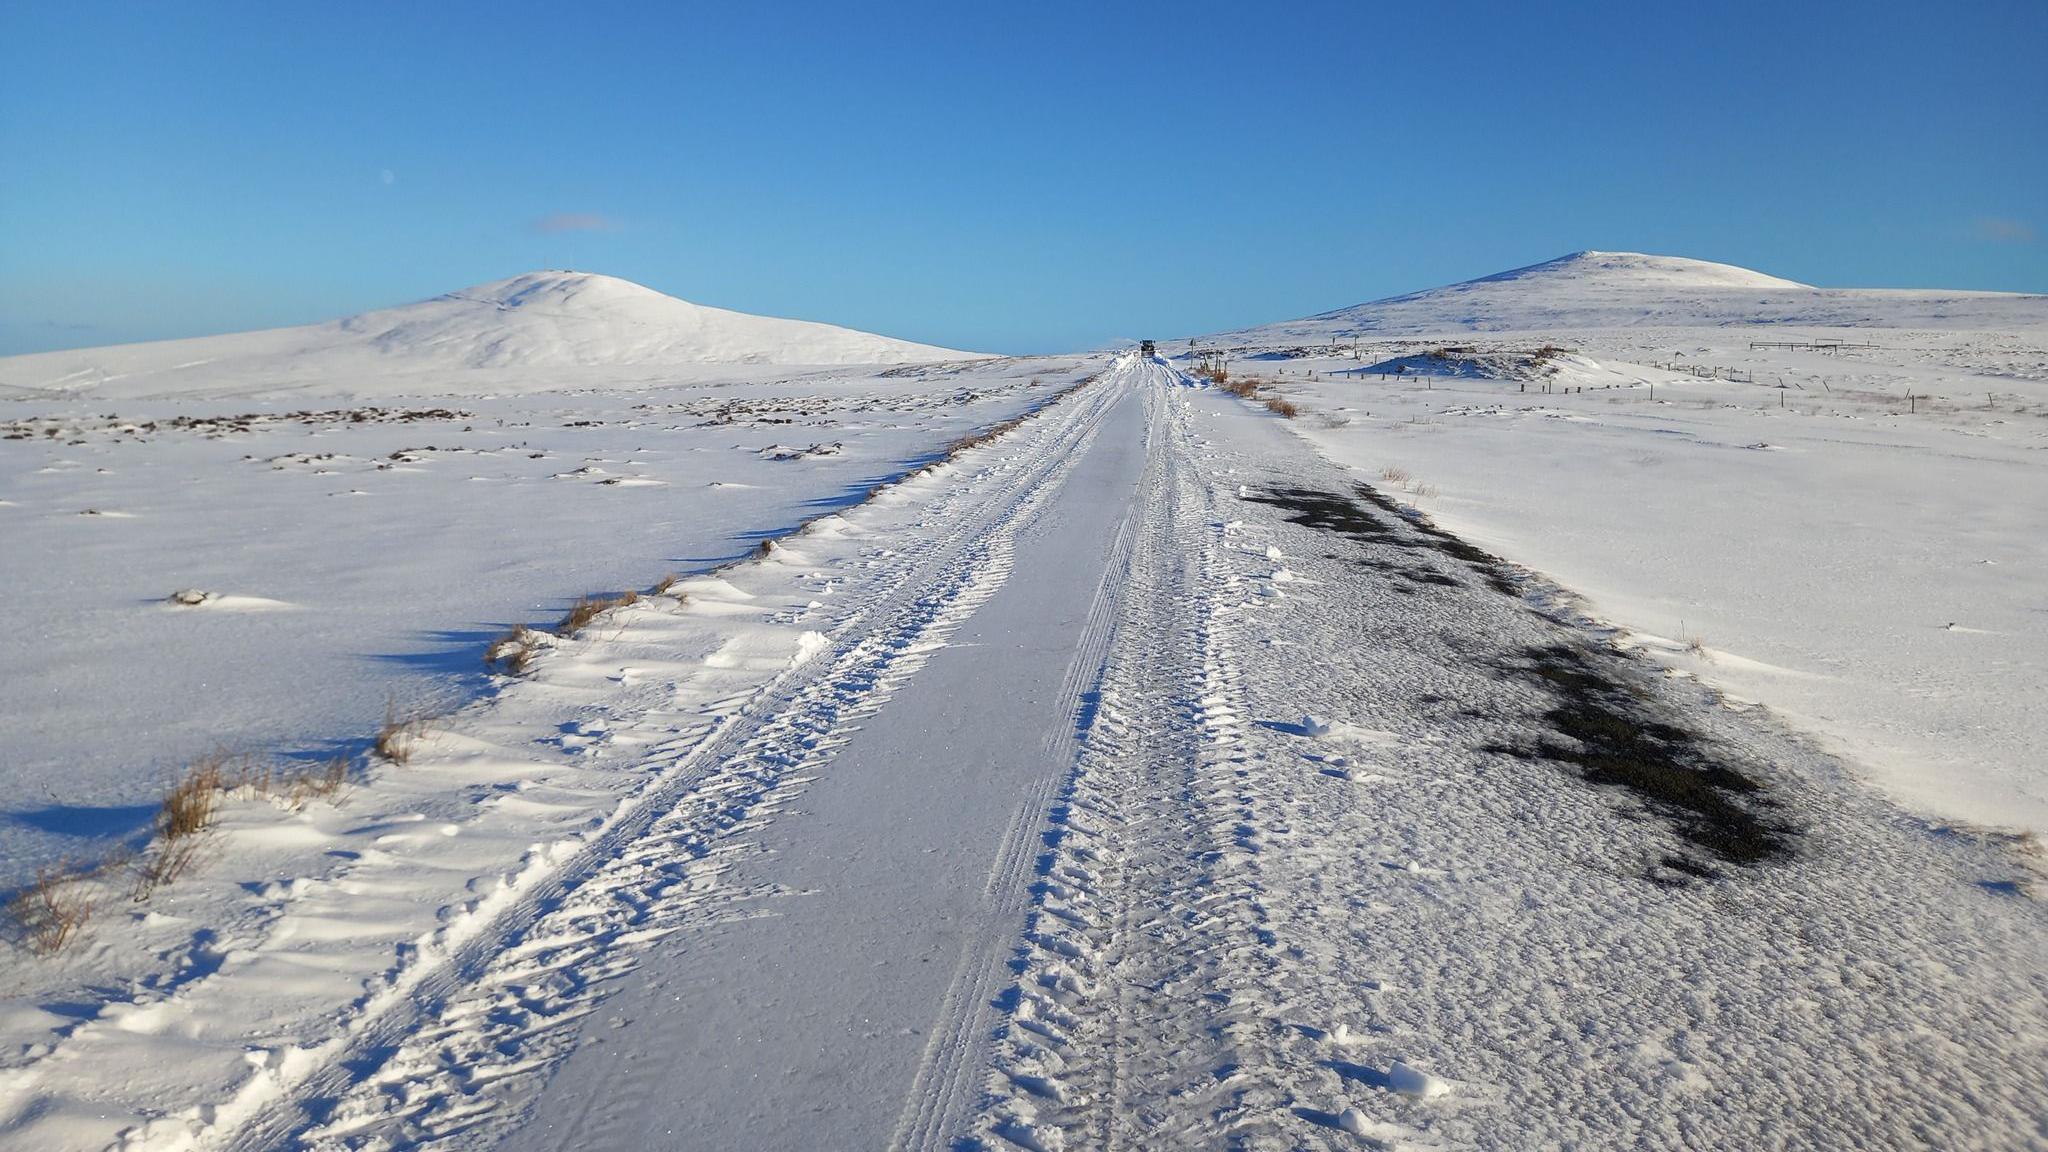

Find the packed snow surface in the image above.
[{"left": 0, "top": 271, "right": 982, "bottom": 401}]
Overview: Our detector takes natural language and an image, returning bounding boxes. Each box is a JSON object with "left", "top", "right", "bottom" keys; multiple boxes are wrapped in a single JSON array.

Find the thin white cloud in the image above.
[
  {"left": 533, "top": 212, "right": 618, "bottom": 234},
  {"left": 1974, "top": 216, "right": 2037, "bottom": 244},
  {"left": 380, "top": 168, "right": 396, "bottom": 186}
]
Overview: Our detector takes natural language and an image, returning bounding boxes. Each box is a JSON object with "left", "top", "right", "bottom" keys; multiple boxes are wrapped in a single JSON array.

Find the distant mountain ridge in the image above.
[
  {"left": 1216, "top": 251, "right": 2048, "bottom": 343},
  {"left": 0, "top": 271, "right": 982, "bottom": 401}
]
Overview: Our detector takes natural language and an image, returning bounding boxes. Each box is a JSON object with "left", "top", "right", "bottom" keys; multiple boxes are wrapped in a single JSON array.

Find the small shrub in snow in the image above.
[{"left": 8, "top": 865, "right": 99, "bottom": 956}]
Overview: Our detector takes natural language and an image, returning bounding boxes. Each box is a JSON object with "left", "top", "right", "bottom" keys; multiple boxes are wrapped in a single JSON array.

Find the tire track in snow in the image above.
[
  {"left": 217, "top": 376, "right": 1128, "bottom": 1152},
  {"left": 972, "top": 367, "right": 1332, "bottom": 1150},
  {"left": 968, "top": 366, "right": 1251, "bottom": 1149},
  {"left": 890, "top": 445, "right": 1144, "bottom": 1152}
]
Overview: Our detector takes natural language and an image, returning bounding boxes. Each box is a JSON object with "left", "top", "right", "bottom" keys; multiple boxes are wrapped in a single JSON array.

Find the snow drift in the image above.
[{"left": 0, "top": 271, "right": 984, "bottom": 400}]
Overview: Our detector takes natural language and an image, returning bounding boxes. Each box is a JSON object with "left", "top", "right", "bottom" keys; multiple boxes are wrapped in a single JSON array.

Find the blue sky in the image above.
[{"left": 2, "top": 0, "right": 2043, "bottom": 355}]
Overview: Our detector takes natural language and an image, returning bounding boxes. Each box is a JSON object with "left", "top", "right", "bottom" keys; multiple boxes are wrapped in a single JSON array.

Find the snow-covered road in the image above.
[
  {"left": 499, "top": 387, "right": 1149, "bottom": 1150},
  {"left": 5, "top": 355, "right": 2041, "bottom": 1151}
]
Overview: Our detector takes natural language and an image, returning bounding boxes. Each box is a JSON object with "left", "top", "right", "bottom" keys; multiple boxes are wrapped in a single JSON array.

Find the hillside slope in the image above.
[
  {"left": 0, "top": 272, "right": 983, "bottom": 400},
  {"left": 1219, "top": 251, "right": 2048, "bottom": 341}
]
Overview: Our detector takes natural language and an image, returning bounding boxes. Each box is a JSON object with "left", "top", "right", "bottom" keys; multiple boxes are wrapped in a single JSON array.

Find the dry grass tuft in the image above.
[
  {"left": 293, "top": 756, "right": 351, "bottom": 803},
  {"left": 555, "top": 590, "right": 639, "bottom": 637},
  {"left": 234, "top": 756, "right": 351, "bottom": 808},
  {"left": 555, "top": 597, "right": 608, "bottom": 636},
  {"left": 487, "top": 624, "right": 543, "bottom": 674},
  {"left": 134, "top": 836, "right": 206, "bottom": 899},
  {"left": 9, "top": 865, "right": 99, "bottom": 956},
  {"left": 650, "top": 573, "right": 682, "bottom": 596},
  {"left": 134, "top": 751, "right": 351, "bottom": 900},
  {"left": 375, "top": 700, "right": 435, "bottom": 765},
  {"left": 17, "top": 750, "right": 355, "bottom": 946},
  {"left": 162, "top": 754, "right": 228, "bottom": 839},
  {"left": 1379, "top": 466, "right": 1413, "bottom": 486},
  {"left": 1209, "top": 372, "right": 1298, "bottom": 418},
  {"left": 135, "top": 752, "right": 232, "bottom": 896}
]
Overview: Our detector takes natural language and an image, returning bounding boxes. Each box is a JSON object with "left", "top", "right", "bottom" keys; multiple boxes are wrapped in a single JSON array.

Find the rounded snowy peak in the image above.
[
  {"left": 340, "top": 270, "right": 974, "bottom": 369},
  {"left": 1218, "top": 248, "right": 2044, "bottom": 340},
  {"left": 1477, "top": 251, "right": 1811, "bottom": 291},
  {"left": 450, "top": 270, "right": 689, "bottom": 311},
  {"left": 0, "top": 270, "right": 983, "bottom": 399}
]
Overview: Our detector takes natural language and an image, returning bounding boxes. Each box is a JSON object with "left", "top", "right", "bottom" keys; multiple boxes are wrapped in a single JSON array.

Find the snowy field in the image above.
[
  {"left": 0, "top": 258, "right": 2041, "bottom": 1151},
  {"left": 0, "top": 364, "right": 1076, "bottom": 885},
  {"left": 0, "top": 274, "right": 1084, "bottom": 886},
  {"left": 1192, "top": 252, "right": 2048, "bottom": 834}
]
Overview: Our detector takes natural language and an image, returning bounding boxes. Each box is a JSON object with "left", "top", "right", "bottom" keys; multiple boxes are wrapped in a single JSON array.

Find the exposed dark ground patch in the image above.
[
  {"left": 1241, "top": 485, "right": 1405, "bottom": 544},
  {"left": 1242, "top": 483, "right": 1519, "bottom": 595},
  {"left": 1240, "top": 482, "right": 1795, "bottom": 882},
  {"left": 1491, "top": 644, "right": 1794, "bottom": 874}
]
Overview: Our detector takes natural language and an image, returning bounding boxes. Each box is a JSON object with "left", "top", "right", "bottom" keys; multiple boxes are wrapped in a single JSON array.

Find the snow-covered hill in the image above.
[
  {"left": 1220, "top": 250, "right": 2048, "bottom": 341},
  {"left": 0, "top": 271, "right": 983, "bottom": 401}
]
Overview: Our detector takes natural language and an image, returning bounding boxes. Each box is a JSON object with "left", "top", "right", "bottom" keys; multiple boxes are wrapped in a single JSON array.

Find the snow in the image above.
[
  {"left": 0, "top": 271, "right": 983, "bottom": 402},
  {"left": 972, "top": 361, "right": 2042, "bottom": 1149},
  {"left": 1, "top": 260, "right": 2043, "bottom": 1151},
  {"left": 0, "top": 320, "right": 1076, "bottom": 890},
  {"left": 1186, "top": 253, "right": 2048, "bottom": 836},
  {"left": 1222, "top": 249, "right": 2048, "bottom": 339}
]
